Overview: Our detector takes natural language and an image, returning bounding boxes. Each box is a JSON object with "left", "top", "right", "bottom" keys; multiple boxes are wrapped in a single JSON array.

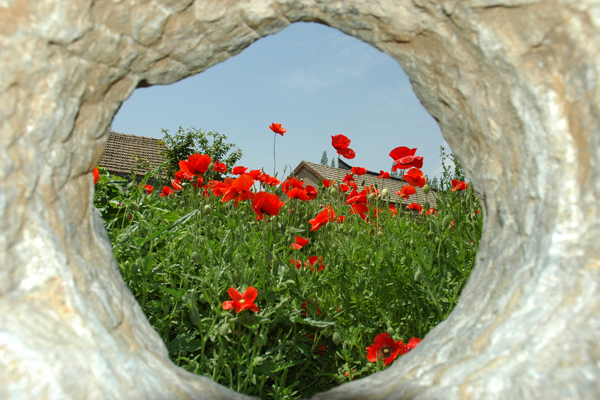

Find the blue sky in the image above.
[{"left": 112, "top": 22, "right": 448, "bottom": 180}]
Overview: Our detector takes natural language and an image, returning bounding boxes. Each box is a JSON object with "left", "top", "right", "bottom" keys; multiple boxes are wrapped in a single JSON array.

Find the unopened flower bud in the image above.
[
  {"left": 192, "top": 252, "right": 202, "bottom": 266},
  {"left": 367, "top": 193, "right": 376, "bottom": 203},
  {"left": 387, "top": 327, "right": 395, "bottom": 336},
  {"left": 208, "top": 162, "right": 214, "bottom": 171},
  {"left": 189, "top": 307, "right": 200, "bottom": 325},
  {"left": 423, "top": 184, "right": 430, "bottom": 196},
  {"left": 204, "top": 204, "right": 212, "bottom": 215},
  {"left": 232, "top": 270, "right": 241, "bottom": 284},
  {"left": 376, "top": 230, "right": 384, "bottom": 238},
  {"left": 414, "top": 268, "right": 422, "bottom": 282},
  {"left": 381, "top": 188, "right": 389, "bottom": 197},
  {"left": 330, "top": 187, "right": 339, "bottom": 197},
  {"left": 131, "top": 203, "right": 139, "bottom": 211},
  {"left": 332, "top": 332, "right": 343, "bottom": 346}
]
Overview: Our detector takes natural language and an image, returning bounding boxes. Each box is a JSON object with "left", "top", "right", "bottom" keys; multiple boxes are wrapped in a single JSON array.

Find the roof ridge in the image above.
[{"left": 109, "top": 131, "right": 165, "bottom": 142}]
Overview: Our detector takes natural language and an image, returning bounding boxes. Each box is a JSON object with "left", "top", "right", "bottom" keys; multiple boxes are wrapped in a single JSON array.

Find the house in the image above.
[
  {"left": 98, "top": 131, "right": 168, "bottom": 181},
  {"left": 291, "top": 159, "right": 437, "bottom": 208}
]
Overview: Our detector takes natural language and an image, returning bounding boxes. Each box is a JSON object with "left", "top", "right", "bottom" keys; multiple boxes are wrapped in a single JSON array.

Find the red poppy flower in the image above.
[
  {"left": 175, "top": 170, "right": 194, "bottom": 180},
  {"left": 337, "top": 215, "right": 346, "bottom": 223},
  {"left": 232, "top": 166, "right": 248, "bottom": 175},
  {"left": 322, "top": 180, "right": 335, "bottom": 188},
  {"left": 290, "top": 236, "right": 309, "bottom": 250},
  {"left": 396, "top": 185, "right": 416, "bottom": 199},
  {"left": 93, "top": 167, "right": 99, "bottom": 185},
  {"left": 290, "top": 258, "right": 302, "bottom": 269},
  {"left": 451, "top": 179, "right": 469, "bottom": 191},
  {"left": 351, "top": 166, "right": 367, "bottom": 176},
  {"left": 248, "top": 169, "right": 262, "bottom": 180},
  {"left": 366, "top": 333, "right": 404, "bottom": 366},
  {"left": 191, "top": 176, "right": 204, "bottom": 189},
  {"left": 179, "top": 154, "right": 211, "bottom": 176},
  {"left": 346, "top": 188, "right": 367, "bottom": 205},
  {"left": 221, "top": 174, "right": 254, "bottom": 206},
  {"left": 159, "top": 186, "right": 174, "bottom": 197},
  {"left": 378, "top": 171, "right": 390, "bottom": 179},
  {"left": 389, "top": 147, "right": 423, "bottom": 170},
  {"left": 342, "top": 174, "right": 355, "bottom": 183},
  {"left": 211, "top": 178, "right": 233, "bottom": 197},
  {"left": 258, "top": 172, "right": 280, "bottom": 187},
  {"left": 171, "top": 179, "right": 183, "bottom": 192},
  {"left": 143, "top": 184, "right": 153, "bottom": 194},
  {"left": 269, "top": 123, "right": 287, "bottom": 136},
  {"left": 281, "top": 176, "right": 304, "bottom": 192},
  {"left": 388, "top": 204, "right": 398, "bottom": 216},
  {"left": 350, "top": 203, "right": 369, "bottom": 220},
  {"left": 251, "top": 191, "right": 285, "bottom": 221},
  {"left": 306, "top": 256, "right": 325, "bottom": 272},
  {"left": 213, "top": 160, "right": 228, "bottom": 173},
  {"left": 427, "top": 208, "right": 436, "bottom": 216},
  {"left": 403, "top": 168, "right": 427, "bottom": 188},
  {"left": 407, "top": 203, "right": 423, "bottom": 213},
  {"left": 286, "top": 187, "right": 309, "bottom": 201},
  {"left": 331, "top": 134, "right": 356, "bottom": 159},
  {"left": 405, "top": 337, "right": 422, "bottom": 353},
  {"left": 305, "top": 185, "right": 318, "bottom": 200},
  {"left": 222, "top": 287, "right": 260, "bottom": 313},
  {"left": 309, "top": 206, "right": 336, "bottom": 231}
]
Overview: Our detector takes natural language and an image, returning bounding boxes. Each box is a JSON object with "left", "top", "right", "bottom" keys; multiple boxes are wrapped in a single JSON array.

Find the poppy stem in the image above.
[{"left": 273, "top": 133, "right": 276, "bottom": 177}]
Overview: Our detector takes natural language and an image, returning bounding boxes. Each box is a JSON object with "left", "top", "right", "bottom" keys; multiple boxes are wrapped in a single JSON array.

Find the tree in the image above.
[
  {"left": 330, "top": 158, "right": 336, "bottom": 168},
  {"left": 439, "top": 146, "right": 466, "bottom": 191},
  {"left": 320, "top": 151, "right": 328, "bottom": 166},
  {"left": 158, "top": 127, "right": 243, "bottom": 179},
  {"left": 390, "top": 162, "right": 400, "bottom": 179}
]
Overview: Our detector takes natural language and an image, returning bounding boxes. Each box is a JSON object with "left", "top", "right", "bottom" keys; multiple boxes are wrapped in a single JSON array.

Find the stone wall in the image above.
[{"left": 1, "top": 0, "right": 599, "bottom": 398}]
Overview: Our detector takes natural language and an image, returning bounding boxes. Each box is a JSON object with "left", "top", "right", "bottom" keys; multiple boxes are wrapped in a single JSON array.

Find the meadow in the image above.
[{"left": 93, "top": 138, "right": 482, "bottom": 399}]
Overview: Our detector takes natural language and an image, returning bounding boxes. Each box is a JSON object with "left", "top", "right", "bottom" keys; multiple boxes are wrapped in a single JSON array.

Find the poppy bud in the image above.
[
  {"left": 332, "top": 332, "right": 343, "bottom": 346},
  {"left": 219, "top": 323, "right": 230, "bottom": 336},
  {"left": 199, "top": 293, "right": 207, "bottom": 304},
  {"left": 409, "top": 239, "right": 414, "bottom": 246},
  {"left": 265, "top": 252, "right": 273, "bottom": 265},
  {"left": 387, "top": 327, "right": 395, "bottom": 336},
  {"left": 192, "top": 252, "right": 202, "bottom": 266},
  {"left": 423, "top": 184, "right": 430, "bottom": 195},
  {"left": 427, "top": 230, "right": 434, "bottom": 238},
  {"left": 400, "top": 256, "right": 406, "bottom": 265},
  {"left": 367, "top": 193, "right": 376, "bottom": 203},
  {"left": 208, "top": 162, "right": 214, "bottom": 171},
  {"left": 435, "top": 236, "right": 440, "bottom": 243},
  {"left": 131, "top": 203, "right": 139, "bottom": 211},
  {"left": 442, "top": 216, "right": 451, "bottom": 229},
  {"left": 232, "top": 270, "right": 241, "bottom": 284},
  {"left": 124, "top": 260, "right": 131, "bottom": 270},
  {"left": 330, "top": 187, "right": 339, "bottom": 197},
  {"left": 204, "top": 204, "right": 212, "bottom": 215},
  {"left": 381, "top": 188, "right": 389, "bottom": 197},
  {"left": 376, "top": 230, "right": 384, "bottom": 238},
  {"left": 189, "top": 307, "right": 200, "bottom": 325},
  {"left": 116, "top": 233, "right": 129, "bottom": 244},
  {"left": 414, "top": 268, "right": 422, "bottom": 282},
  {"left": 182, "top": 182, "right": 190, "bottom": 188},
  {"left": 127, "top": 213, "right": 132, "bottom": 220},
  {"left": 223, "top": 249, "right": 233, "bottom": 261}
]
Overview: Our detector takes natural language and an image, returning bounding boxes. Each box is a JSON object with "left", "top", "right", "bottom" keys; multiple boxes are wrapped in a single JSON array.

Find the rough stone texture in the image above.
[{"left": 1, "top": 0, "right": 599, "bottom": 398}]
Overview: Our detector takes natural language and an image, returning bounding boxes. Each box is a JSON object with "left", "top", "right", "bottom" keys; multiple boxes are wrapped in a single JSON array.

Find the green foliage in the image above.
[
  {"left": 95, "top": 156, "right": 481, "bottom": 399},
  {"left": 320, "top": 151, "right": 328, "bottom": 166},
  {"left": 159, "top": 127, "right": 243, "bottom": 179}
]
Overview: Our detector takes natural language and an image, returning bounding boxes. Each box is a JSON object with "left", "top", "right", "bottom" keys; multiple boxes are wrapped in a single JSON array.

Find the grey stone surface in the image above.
[{"left": 1, "top": 0, "right": 599, "bottom": 399}]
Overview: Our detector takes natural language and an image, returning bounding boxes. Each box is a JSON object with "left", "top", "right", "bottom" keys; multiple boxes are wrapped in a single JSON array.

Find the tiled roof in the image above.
[
  {"left": 98, "top": 131, "right": 168, "bottom": 177},
  {"left": 292, "top": 160, "right": 437, "bottom": 208}
]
